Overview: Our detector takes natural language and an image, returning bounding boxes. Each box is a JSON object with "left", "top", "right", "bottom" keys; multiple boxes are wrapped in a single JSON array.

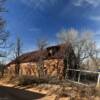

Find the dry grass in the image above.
[{"left": 0, "top": 75, "right": 99, "bottom": 100}]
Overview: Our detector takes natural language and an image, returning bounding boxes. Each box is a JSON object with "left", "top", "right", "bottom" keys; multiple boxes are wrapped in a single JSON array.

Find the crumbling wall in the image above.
[{"left": 6, "top": 59, "right": 64, "bottom": 78}]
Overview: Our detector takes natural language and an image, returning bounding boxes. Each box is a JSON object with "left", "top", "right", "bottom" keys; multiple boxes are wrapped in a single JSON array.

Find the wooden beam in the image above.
[
  {"left": 67, "top": 69, "right": 100, "bottom": 74},
  {"left": 66, "top": 68, "right": 100, "bottom": 87}
]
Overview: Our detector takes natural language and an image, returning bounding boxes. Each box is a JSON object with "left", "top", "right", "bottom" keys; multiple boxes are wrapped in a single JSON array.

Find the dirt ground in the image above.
[{"left": 0, "top": 79, "right": 100, "bottom": 100}]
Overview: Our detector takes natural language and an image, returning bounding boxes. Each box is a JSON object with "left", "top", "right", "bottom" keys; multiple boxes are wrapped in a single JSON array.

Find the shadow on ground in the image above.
[{"left": 0, "top": 85, "right": 45, "bottom": 100}]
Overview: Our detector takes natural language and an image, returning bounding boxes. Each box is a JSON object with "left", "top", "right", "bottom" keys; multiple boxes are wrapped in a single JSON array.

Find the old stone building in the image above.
[{"left": 6, "top": 44, "right": 76, "bottom": 78}]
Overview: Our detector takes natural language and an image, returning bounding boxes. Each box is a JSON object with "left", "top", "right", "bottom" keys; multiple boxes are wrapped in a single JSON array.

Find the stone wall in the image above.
[
  {"left": 44, "top": 59, "right": 63, "bottom": 78},
  {"left": 7, "top": 59, "right": 64, "bottom": 78}
]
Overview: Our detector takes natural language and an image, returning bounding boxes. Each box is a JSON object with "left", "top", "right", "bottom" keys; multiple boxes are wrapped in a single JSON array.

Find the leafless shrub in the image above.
[{"left": 36, "top": 38, "right": 48, "bottom": 78}]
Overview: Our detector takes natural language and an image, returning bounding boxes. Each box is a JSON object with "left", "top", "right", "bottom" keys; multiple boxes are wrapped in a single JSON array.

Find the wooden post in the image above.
[
  {"left": 78, "top": 71, "right": 81, "bottom": 83},
  {"left": 96, "top": 73, "right": 100, "bottom": 88}
]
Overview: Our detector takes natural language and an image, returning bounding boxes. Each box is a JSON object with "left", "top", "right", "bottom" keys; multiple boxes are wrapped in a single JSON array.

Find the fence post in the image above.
[
  {"left": 78, "top": 70, "right": 81, "bottom": 83},
  {"left": 96, "top": 73, "right": 100, "bottom": 88}
]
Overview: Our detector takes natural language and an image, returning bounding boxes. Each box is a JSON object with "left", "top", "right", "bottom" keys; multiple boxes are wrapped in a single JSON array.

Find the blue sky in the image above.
[{"left": 3, "top": 0, "right": 100, "bottom": 53}]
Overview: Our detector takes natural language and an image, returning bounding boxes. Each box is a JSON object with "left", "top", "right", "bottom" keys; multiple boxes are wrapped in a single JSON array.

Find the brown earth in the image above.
[{"left": 0, "top": 79, "right": 100, "bottom": 100}]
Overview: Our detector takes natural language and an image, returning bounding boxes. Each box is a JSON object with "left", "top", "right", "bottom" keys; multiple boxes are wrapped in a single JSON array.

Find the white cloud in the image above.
[
  {"left": 73, "top": 0, "right": 100, "bottom": 7},
  {"left": 95, "top": 31, "right": 100, "bottom": 36},
  {"left": 89, "top": 16, "right": 100, "bottom": 21},
  {"left": 21, "top": 0, "right": 57, "bottom": 10}
]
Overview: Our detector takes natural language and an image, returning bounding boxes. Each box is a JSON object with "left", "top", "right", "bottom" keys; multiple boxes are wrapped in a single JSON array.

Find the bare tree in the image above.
[
  {"left": 0, "top": 0, "right": 9, "bottom": 57},
  {"left": 36, "top": 38, "right": 48, "bottom": 78},
  {"left": 0, "top": 60, "right": 5, "bottom": 77},
  {"left": 37, "top": 38, "right": 48, "bottom": 50},
  {"left": 14, "top": 37, "right": 22, "bottom": 76},
  {"left": 0, "top": 0, "right": 9, "bottom": 77},
  {"left": 88, "top": 47, "right": 100, "bottom": 70},
  {"left": 57, "top": 28, "right": 98, "bottom": 79}
]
